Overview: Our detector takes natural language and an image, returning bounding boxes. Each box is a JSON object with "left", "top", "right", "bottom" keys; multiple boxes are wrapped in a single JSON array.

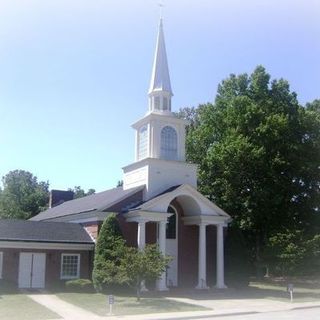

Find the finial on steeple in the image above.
[
  {"left": 158, "top": 2, "right": 164, "bottom": 19},
  {"left": 148, "top": 11, "right": 173, "bottom": 113}
]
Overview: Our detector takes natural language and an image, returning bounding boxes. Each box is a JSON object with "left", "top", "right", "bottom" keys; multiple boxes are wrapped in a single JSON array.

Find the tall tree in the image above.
[
  {"left": 0, "top": 170, "right": 49, "bottom": 219},
  {"left": 184, "top": 66, "right": 320, "bottom": 271}
]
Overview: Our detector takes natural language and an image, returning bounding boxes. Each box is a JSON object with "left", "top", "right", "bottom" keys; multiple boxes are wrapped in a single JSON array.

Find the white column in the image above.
[
  {"left": 196, "top": 223, "right": 209, "bottom": 289},
  {"left": 215, "top": 224, "right": 227, "bottom": 289},
  {"left": 137, "top": 220, "right": 148, "bottom": 291},
  {"left": 156, "top": 220, "right": 168, "bottom": 291},
  {"left": 137, "top": 220, "right": 146, "bottom": 250}
]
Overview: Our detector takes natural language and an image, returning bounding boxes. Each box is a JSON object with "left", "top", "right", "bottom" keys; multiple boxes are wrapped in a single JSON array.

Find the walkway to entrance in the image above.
[{"left": 28, "top": 294, "right": 101, "bottom": 320}]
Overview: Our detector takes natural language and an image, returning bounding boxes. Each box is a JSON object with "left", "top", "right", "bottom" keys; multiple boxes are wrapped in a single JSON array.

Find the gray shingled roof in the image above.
[
  {"left": 30, "top": 186, "right": 144, "bottom": 221},
  {"left": 125, "top": 185, "right": 180, "bottom": 212},
  {"left": 0, "top": 219, "right": 94, "bottom": 244}
]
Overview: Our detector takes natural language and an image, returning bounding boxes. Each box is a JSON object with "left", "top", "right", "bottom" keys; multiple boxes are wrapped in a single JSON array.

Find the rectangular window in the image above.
[
  {"left": 154, "top": 96, "right": 160, "bottom": 110},
  {"left": 0, "top": 252, "right": 3, "bottom": 279},
  {"left": 163, "top": 97, "right": 168, "bottom": 110},
  {"left": 60, "top": 254, "right": 80, "bottom": 279},
  {"left": 138, "top": 125, "right": 148, "bottom": 160}
]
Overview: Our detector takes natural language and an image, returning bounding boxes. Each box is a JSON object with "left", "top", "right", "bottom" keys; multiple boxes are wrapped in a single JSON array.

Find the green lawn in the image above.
[
  {"left": 58, "top": 292, "right": 208, "bottom": 316},
  {"left": 249, "top": 280, "right": 320, "bottom": 302},
  {"left": 0, "top": 294, "right": 60, "bottom": 320}
]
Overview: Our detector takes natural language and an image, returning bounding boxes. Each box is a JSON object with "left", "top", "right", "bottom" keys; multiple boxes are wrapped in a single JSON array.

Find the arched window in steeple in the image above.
[{"left": 160, "top": 126, "right": 177, "bottom": 160}]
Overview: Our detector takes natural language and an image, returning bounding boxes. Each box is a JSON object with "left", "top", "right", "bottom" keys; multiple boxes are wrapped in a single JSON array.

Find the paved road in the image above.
[{"left": 168, "top": 306, "right": 320, "bottom": 320}]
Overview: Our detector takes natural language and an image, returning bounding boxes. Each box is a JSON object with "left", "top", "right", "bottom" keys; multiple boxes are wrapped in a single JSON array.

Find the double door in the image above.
[{"left": 18, "top": 253, "right": 46, "bottom": 289}]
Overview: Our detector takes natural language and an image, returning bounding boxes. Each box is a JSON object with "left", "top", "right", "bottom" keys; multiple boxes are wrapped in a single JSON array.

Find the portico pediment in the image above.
[{"left": 130, "top": 184, "right": 231, "bottom": 221}]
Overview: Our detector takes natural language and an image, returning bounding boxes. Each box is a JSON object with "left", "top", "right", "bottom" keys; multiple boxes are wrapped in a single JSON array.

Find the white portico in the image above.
[
  {"left": 122, "top": 18, "right": 231, "bottom": 290},
  {"left": 124, "top": 184, "right": 230, "bottom": 290}
]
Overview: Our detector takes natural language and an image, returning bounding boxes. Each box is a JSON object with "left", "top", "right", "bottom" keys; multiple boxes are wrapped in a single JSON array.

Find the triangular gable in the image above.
[{"left": 137, "top": 184, "right": 231, "bottom": 218}]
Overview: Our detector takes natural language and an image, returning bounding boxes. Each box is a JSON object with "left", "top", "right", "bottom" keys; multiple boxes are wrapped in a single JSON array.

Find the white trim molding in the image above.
[
  {"left": 124, "top": 210, "right": 172, "bottom": 223},
  {"left": 183, "top": 215, "right": 228, "bottom": 226},
  {"left": 0, "top": 241, "right": 94, "bottom": 251}
]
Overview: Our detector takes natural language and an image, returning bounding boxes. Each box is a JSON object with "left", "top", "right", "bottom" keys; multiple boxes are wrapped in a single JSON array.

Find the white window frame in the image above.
[
  {"left": 60, "top": 253, "right": 80, "bottom": 280},
  {"left": 160, "top": 126, "right": 178, "bottom": 160},
  {"left": 0, "top": 252, "right": 3, "bottom": 279},
  {"left": 138, "top": 125, "right": 148, "bottom": 160}
]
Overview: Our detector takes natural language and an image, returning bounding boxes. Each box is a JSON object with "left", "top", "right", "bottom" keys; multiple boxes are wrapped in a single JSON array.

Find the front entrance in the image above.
[{"left": 18, "top": 253, "right": 46, "bottom": 288}]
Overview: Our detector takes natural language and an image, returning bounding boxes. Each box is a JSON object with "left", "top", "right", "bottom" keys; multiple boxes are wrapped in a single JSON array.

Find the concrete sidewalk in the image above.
[
  {"left": 28, "top": 294, "right": 101, "bottom": 320},
  {"left": 28, "top": 293, "right": 320, "bottom": 320}
]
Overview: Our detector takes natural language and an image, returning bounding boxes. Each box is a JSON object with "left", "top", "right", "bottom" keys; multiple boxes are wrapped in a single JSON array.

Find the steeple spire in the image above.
[{"left": 148, "top": 18, "right": 173, "bottom": 113}]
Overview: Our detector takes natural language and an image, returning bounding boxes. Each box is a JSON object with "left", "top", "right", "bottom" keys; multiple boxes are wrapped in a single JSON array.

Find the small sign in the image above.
[
  {"left": 287, "top": 284, "right": 294, "bottom": 302},
  {"left": 107, "top": 295, "right": 115, "bottom": 316}
]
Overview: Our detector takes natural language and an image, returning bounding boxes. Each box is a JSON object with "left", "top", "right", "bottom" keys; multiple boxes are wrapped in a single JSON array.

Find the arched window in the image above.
[
  {"left": 166, "top": 206, "right": 176, "bottom": 239},
  {"left": 160, "top": 126, "right": 177, "bottom": 160},
  {"left": 138, "top": 125, "right": 148, "bottom": 160}
]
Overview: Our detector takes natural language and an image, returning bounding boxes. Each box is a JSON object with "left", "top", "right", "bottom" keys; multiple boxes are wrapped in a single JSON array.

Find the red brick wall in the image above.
[
  {"left": 84, "top": 224, "right": 99, "bottom": 241},
  {"left": 172, "top": 200, "right": 199, "bottom": 288},
  {"left": 206, "top": 225, "right": 217, "bottom": 287},
  {"left": 0, "top": 247, "right": 92, "bottom": 289}
]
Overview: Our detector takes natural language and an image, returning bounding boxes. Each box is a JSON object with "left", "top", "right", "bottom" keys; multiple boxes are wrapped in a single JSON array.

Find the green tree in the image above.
[
  {"left": 92, "top": 214, "right": 126, "bottom": 292},
  {"left": 265, "top": 230, "right": 320, "bottom": 276},
  {"left": 184, "top": 66, "right": 320, "bottom": 273},
  {"left": 118, "top": 244, "right": 170, "bottom": 301},
  {"left": 92, "top": 215, "right": 170, "bottom": 299},
  {"left": 68, "top": 186, "right": 95, "bottom": 199},
  {"left": 0, "top": 170, "right": 49, "bottom": 219},
  {"left": 306, "top": 99, "right": 320, "bottom": 112}
]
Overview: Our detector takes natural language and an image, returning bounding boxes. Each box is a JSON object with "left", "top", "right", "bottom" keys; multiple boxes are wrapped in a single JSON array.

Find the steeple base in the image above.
[{"left": 123, "top": 158, "right": 197, "bottom": 201}]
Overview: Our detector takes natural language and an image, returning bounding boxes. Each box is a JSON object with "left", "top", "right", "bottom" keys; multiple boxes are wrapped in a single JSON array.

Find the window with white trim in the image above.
[
  {"left": 0, "top": 252, "right": 3, "bottom": 279},
  {"left": 163, "top": 97, "right": 168, "bottom": 110},
  {"left": 61, "top": 254, "right": 80, "bottom": 279},
  {"left": 160, "top": 126, "right": 178, "bottom": 160},
  {"left": 138, "top": 125, "right": 148, "bottom": 160},
  {"left": 154, "top": 96, "right": 160, "bottom": 110}
]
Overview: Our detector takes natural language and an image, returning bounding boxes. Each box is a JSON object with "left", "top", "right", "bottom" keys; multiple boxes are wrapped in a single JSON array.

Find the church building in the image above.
[{"left": 0, "top": 18, "right": 230, "bottom": 291}]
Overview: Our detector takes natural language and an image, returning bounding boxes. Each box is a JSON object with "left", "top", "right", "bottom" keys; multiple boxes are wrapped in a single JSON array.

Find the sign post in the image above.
[
  {"left": 287, "top": 283, "right": 293, "bottom": 302},
  {"left": 108, "top": 294, "right": 114, "bottom": 316}
]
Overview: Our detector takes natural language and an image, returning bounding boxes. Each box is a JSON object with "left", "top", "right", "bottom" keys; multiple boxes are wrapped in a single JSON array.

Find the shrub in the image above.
[
  {"left": 92, "top": 213, "right": 126, "bottom": 292},
  {"left": 65, "top": 279, "right": 94, "bottom": 292}
]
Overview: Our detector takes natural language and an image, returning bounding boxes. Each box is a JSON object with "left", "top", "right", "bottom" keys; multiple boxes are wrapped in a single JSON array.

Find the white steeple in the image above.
[
  {"left": 148, "top": 18, "right": 173, "bottom": 113},
  {"left": 123, "top": 16, "right": 198, "bottom": 200}
]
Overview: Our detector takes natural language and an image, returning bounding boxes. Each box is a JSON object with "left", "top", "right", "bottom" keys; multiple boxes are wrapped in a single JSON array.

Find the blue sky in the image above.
[{"left": 0, "top": 0, "right": 319, "bottom": 192}]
